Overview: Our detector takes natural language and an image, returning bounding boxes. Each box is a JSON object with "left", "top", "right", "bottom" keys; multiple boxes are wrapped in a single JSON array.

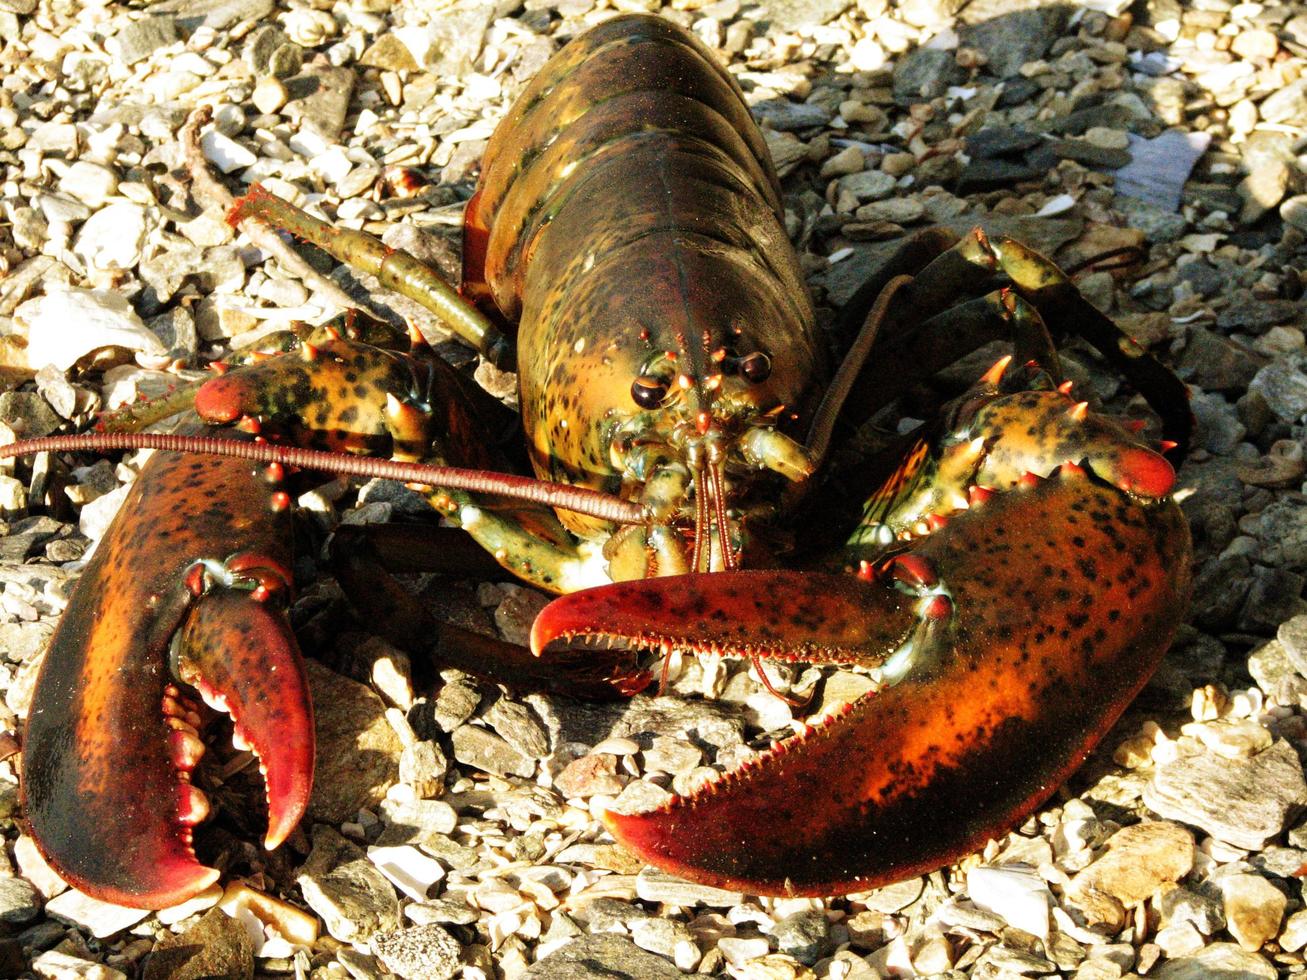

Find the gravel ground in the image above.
[{"left": 2, "top": 0, "right": 1307, "bottom": 976}]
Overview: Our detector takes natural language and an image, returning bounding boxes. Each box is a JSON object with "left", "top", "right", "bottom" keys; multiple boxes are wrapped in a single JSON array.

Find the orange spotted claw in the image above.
[
  {"left": 21, "top": 436, "right": 312, "bottom": 909},
  {"left": 533, "top": 468, "right": 1191, "bottom": 896}
]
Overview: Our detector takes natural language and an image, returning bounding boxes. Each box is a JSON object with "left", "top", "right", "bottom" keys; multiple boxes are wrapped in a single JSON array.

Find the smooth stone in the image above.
[
  {"left": 751, "top": 99, "right": 832, "bottom": 132},
  {"left": 57, "top": 161, "right": 118, "bottom": 208},
  {"left": 45, "top": 889, "right": 149, "bottom": 938},
  {"left": 15, "top": 284, "right": 165, "bottom": 371},
  {"left": 1220, "top": 874, "right": 1286, "bottom": 952},
  {"left": 1113, "top": 130, "right": 1211, "bottom": 212},
  {"left": 73, "top": 202, "right": 148, "bottom": 273}
]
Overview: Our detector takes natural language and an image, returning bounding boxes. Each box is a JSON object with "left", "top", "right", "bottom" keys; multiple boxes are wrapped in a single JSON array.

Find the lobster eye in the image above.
[
  {"left": 739, "top": 352, "right": 772, "bottom": 384},
  {"left": 631, "top": 375, "right": 670, "bottom": 408}
]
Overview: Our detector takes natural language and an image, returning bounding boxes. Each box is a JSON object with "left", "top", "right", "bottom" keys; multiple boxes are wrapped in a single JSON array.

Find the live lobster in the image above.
[{"left": 8, "top": 13, "right": 1192, "bottom": 909}]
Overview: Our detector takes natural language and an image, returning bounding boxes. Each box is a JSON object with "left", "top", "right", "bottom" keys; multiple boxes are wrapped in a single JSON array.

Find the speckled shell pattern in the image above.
[
  {"left": 463, "top": 14, "right": 822, "bottom": 535},
  {"left": 21, "top": 431, "right": 296, "bottom": 908}
]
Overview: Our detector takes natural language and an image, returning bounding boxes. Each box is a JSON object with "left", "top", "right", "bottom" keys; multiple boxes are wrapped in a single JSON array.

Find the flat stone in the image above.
[
  {"left": 73, "top": 202, "right": 148, "bottom": 273},
  {"left": 106, "top": 16, "right": 178, "bottom": 66},
  {"left": 31, "top": 950, "right": 127, "bottom": 980},
  {"left": 893, "top": 47, "right": 966, "bottom": 102},
  {"left": 370, "top": 923, "right": 462, "bottom": 980},
  {"left": 1151, "top": 942, "right": 1276, "bottom": 979},
  {"left": 1260, "top": 78, "right": 1307, "bottom": 126},
  {"left": 750, "top": 0, "right": 851, "bottom": 28},
  {"left": 1144, "top": 740, "right": 1307, "bottom": 850},
  {"left": 959, "top": 0, "right": 1069, "bottom": 77},
  {"left": 306, "top": 661, "right": 402, "bottom": 823},
  {"left": 634, "top": 868, "right": 744, "bottom": 907},
  {"left": 1178, "top": 327, "right": 1267, "bottom": 391},
  {"left": 1113, "top": 130, "right": 1211, "bottom": 212},
  {"left": 15, "top": 284, "right": 165, "bottom": 371},
  {"left": 45, "top": 888, "right": 149, "bottom": 938},
  {"left": 1249, "top": 638, "right": 1307, "bottom": 709},
  {"left": 524, "top": 934, "right": 681, "bottom": 979},
  {"left": 359, "top": 33, "right": 420, "bottom": 71},
  {"left": 0, "top": 877, "right": 41, "bottom": 925},
  {"left": 1066, "top": 822, "right": 1193, "bottom": 928},
  {"left": 751, "top": 99, "right": 832, "bottom": 132},
  {"left": 142, "top": 907, "right": 254, "bottom": 980},
  {"left": 58, "top": 161, "right": 118, "bottom": 209},
  {"left": 283, "top": 62, "right": 355, "bottom": 140},
  {"left": 1249, "top": 357, "right": 1307, "bottom": 422},
  {"left": 967, "top": 866, "right": 1051, "bottom": 940},
  {"left": 450, "top": 724, "right": 535, "bottom": 778},
  {"left": 297, "top": 825, "right": 401, "bottom": 944}
]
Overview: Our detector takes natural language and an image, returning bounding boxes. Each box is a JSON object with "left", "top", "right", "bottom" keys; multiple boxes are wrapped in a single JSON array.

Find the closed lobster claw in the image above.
[
  {"left": 21, "top": 433, "right": 313, "bottom": 909},
  {"left": 533, "top": 379, "right": 1193, "bottom": 896}
]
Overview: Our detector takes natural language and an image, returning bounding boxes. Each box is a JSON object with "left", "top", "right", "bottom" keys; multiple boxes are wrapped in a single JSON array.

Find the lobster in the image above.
[{"left": 8, "top": 13, "right": 1192, "bottom": 909}]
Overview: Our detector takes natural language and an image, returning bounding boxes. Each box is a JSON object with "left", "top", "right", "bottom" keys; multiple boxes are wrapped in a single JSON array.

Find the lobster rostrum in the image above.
[{"left": 10, "top": 13, "right": 1192, "bottom": 909}]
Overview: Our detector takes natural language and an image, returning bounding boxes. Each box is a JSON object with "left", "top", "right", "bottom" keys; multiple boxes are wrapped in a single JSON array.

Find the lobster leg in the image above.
[
  {"left": 195, "top": 335, "right": 611, "bottom": 594},
  {"left": 22, "top": 436, "right": 310, "bottom": 909},
  {"left": 532, "top": 380, "right": 1191, "bottom": 896}
]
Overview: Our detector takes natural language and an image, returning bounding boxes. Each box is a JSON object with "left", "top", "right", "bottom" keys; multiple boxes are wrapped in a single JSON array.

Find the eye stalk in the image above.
[
  {"left": 631, "top": 375, "right": 670, "bottom": 408},
  {"left": 739, "top": 352, "right": 772, "bottom": 384}
]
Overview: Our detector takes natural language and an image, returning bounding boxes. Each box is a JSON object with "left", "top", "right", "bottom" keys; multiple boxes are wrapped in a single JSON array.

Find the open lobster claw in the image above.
[
  {"left": 21, "top": 443, "right": 314, "bottom": 909},
  {"left": 533, "top": 456, "right": 1191, "bottom": 896}
]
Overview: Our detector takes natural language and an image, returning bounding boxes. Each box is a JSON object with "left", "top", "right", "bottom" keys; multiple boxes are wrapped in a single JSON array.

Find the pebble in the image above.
[
  {"left": 57, "top": 162, "right": 118, "bottom": 209},
  {"left": 142, "top": 907, "right": 254, "bottom": 980},
  {"left": 366, "top": 845, "right": 446, "bottom": 901},
  {"left": 966, "top": 866, "right": 1052, "bottom": 940},
  {"left": 524, "top": 934, "right": 681, "bottom": 978},
  {"left": 1219, "top": 873, "right": 1285, "bottom": 952},
  {"left": 44, "top": 889, "right": 149, "bottom": 939},
  {"left": 369, "top": 923, "right": 461, "bottom": 980},
  {"left": 306, "top": 660, "right": 402, "bottom": 823},
  {"left": 14, "top": 285, "right": 165, "bottom": 372},
  {"left": 1144, "top": 740, "right": 1307, "bottom": 850},
  {"left": 73, "top": 202, "right": 149, "bottom": 274},
  {"left": 31, "top": 950, "right": 128, "bottom": 980},
  {"left": 298, "top": 825, "right": 402, "bottom": 943},
  {"left": 1151, "top": 942, "right": 1276, "bottom": 979}
]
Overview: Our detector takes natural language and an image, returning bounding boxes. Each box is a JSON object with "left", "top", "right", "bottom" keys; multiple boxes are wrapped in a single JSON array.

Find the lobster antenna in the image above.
[{"left": 0, "top": 433, "right": 648, "bottom": 526}]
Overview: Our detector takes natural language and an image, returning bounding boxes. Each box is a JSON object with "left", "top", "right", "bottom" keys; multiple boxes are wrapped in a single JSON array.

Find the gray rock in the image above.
[
  {"left": 773, "top": 909, "right": 834, "bottom": 965},
  {"left": 1191, "top": 389, "right": 1247, "bottom": 456},
  {"left": 142, "top": 907, "right": 254, "bottom": 980},
  {"left": 1116, "top": 196, "right": 1189, "bottom": 242},
  {"left": 893, "top": 47, "right": 965, "bottom": 102},
  {"left": 1144, "top": 740, "right": 1307, "bottom": 850},
  {"left": 957, "top": 157, "right": 1043, "bottom": 191},
  {"left": 1248, "top": 638, "right": 1307, "bottom": 708},
  {"left": 523, "top": 935, "right": 681, "bottom": 979},
  {"left": 1249, "top": 357, "right": 1307, "bottom": 423},
  {"left": 283, "top": 62, "right": 355, "bottom": 140},
  {"left": 406, "top": 898, "right": 478, "bottom": 927},
  {"left": 1279, "top": 615, "right": 1307, "bottom": 675},
  {"left": 959, "top": 0, "right": 1069, "bottom": 78},
  {"left": 1217, "top": 299, "right": 1302, "bottom": 334},
  {"left": 298, "top": 825, "right": 402, "bottom": 943},
  {"left": 107, "top": 17, "right": 178, "bottom": 66},
  {"left": 1113, "top": 131, "right": 1211, "bottom": 212},
  {"left": 1151, "top": 942, "right": 1276, "bottom": 979},
  {"left": 431, "top": 677, "right": 481, "bottom": 732},
  {"left": 450, "top": 724, "right": 535, "bottom": 778},
  {"left": 1177, "top": 327, "right": 1266, "bottom": 392},
  {"left": 0, "top": 392, "right": 61, "bottom": 439},
  {"left": 965, "top": 126, "right": 1042, "bottom": 159},
  {"left": 1045, "top": 139, "right": 1133, "bottom": 169},
  {"left": 369, "top": 924, "right": 461, "bottom": 980},
  {"left": 0, "top": 878, "right": 40, "bottom": 925},
  {"left": 751, "top": 99, "right": 832, "bottom": 132},
  {"left": 482, "top": 697, "right": 550, "bottom": 759},
  {"left": 750, "top": 0, "right": 851, "bottom": 28},
  {"left": 243, "top": 24, "right": 291, "bottom": 73},
  {"left": 1238, "top": 566, "right": 1306, "bottom": 634},
  {"left": 838, "top": 169, "right": 897, "bottom": 203},
  {"left": 423, "top": 5, "right": 493, "bottom": 76},
  {"left": 306, "top": 661, "right": 402, "bottom": 824},
  {"left": 1244, "top": 498, "right": 1307, "bottom": 571}
]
